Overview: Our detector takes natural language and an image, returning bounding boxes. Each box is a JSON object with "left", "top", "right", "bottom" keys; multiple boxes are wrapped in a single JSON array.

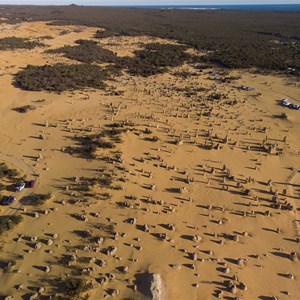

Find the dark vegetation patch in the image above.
[
  {"left": 60, "top": 277, "right": 91, "bottom": 298},
  {"left": 274, "top": 112, "right": 288, "bottom": 119},
  {"left": 118, "top": 43, "right": 192, "bottom": 76},
  {"left": 1, "top": 7, "right": 299, "bottom": 75},
  {"left": 173, "top": 86, "right": 208, "bottom": 98},
  {"left": 92, "top": 10, "right": 300, "bottom": 75},
  {"left": 39, "top": 35, "right": 54, "bottom": 40},
  {"left": 0, "top": 163, "right": 23, "bottom": 197},
  {"left": 65, "top": 127, "right": 125, "bottom": 159},
  {"left": 0, "top": 37, "right": 45, "bottom": 50},
  {"left": 0, "top": 215, "right": 23, "bottom": 235},
  {"left": 22, "top": 193, "right": 52, "bottom": 206},
  {"left": 207, "top": 92, "right": 227, "bottom": 100},
  {"left": 13, "top": 105, "right": 36, "bottom": 113},
  {"left": 47, "top": 39, "right": 118, "bottom": 64},
  {"left": 202, "top": 42, "right": 300, "bottom": 71},
  {"left": 0, "top": 163, "right": 19, "bottom": 179},
  {"left": 172, "top": 70, "right": 198, "bottom": 78},
  {"left": 75, "top": 39, "right": 97, "bottom": 45},
  {"left": 14, "top": 63, "right": 111, "bottom": 91},
  {"left": 221, "top": 75, "right": 241, "bottom": 83},
  {"left": 47, "top": 41, "right": 192, "bottom": 77},
  {"left": 65, "top": 123, "right": 127, "bottom": 159}
]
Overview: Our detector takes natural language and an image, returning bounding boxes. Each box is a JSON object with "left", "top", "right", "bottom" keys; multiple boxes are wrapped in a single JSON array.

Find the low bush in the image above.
[
  {"left": 0, "top": 215, "right": 23, "bottom": 235},
  {"left": 62, "top": 277, "right": 90, "bottom": 297},
  {"left": 13, "top": 105, "right": 36, "bottom": 113},
  {"left": 0, "top": 163, "right": 19, "bottom": 179},
  {"left": 75, "top": 39, "right": 98, "bottom": 45},
  {"left": 274, "top": 112, "right": 288, "bottom": 119},
  {"left": 23, "top": 193, "right": 52, "bottom": 206},
  {"left": 39, "top": 35, "right": 54, "bottom": 40}
]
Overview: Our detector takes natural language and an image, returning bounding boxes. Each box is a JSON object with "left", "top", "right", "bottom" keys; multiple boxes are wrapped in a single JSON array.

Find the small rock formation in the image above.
[
  {"left": 135, "top": 272, "right": 166, "bottom": 300},
  {"left": 150, "top": 273, "right": 166, "bottom": 300},
  {"left": 44, "top": 266, "right": 51, "bottom": 273},
  {"left": 46, "top": 239, "right": 53, "bottom": 246},
  {"left": 290, "top": 252, "right": 298, "bottom": 261},
  {"left": 34, "top": 243, "right": 42, "bottom": 250}
]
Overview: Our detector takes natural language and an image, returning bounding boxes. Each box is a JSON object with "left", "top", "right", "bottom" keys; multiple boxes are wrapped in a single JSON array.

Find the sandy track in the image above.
[{"left": 0, "top": 152, "right": 37, "bottom": 216}]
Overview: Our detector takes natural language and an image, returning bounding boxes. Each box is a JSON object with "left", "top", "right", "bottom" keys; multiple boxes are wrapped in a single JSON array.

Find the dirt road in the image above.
[{"left": 0, "top": 152, "right": 37, "bottom": 216}]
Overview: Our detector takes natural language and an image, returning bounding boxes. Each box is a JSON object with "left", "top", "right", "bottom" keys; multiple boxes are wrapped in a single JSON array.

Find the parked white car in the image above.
[
  {"left": 281, "top": 98, "right": 290, "bottom": 106},
  {"left": 15, "top": 182, "right": 26, "bottom": 192}
]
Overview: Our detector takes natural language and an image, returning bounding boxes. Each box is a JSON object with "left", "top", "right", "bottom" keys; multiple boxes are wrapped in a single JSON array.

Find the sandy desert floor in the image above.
[{"left": 0, "top": 21, "right": 299, "bottom": 300}]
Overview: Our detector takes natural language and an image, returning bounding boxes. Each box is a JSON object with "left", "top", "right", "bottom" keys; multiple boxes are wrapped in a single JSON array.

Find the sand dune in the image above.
[{"left": 0, "top": 21, "right": 299, "bottom": 300}]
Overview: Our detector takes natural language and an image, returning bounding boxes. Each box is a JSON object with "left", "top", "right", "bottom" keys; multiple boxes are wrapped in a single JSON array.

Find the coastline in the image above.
[{"left": 109, "top": 4, "right": 300, "bottom": 11}]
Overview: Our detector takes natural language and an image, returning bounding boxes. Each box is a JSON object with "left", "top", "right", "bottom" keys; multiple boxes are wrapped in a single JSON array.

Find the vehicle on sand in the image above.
[
  {"left": 15, "top": 182, "right": 26, "bottom": 192},
  {"left": 1, "top": 195, "right": 16, "bottom": 206}
]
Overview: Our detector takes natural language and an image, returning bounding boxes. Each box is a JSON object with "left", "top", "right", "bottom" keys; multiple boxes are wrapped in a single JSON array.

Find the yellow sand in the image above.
[{"left": 0, "top": 21, "right": 299, "bottom": 300}]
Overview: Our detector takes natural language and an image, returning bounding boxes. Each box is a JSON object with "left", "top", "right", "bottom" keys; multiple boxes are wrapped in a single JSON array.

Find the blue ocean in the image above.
[{"left": 118, "top": 4, "right": 300, "bottom": 11}]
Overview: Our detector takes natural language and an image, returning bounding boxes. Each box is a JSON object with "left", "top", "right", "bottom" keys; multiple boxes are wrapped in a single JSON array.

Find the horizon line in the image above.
[{"left": 0, "top": 3, "right": 299, "bottom": 6}]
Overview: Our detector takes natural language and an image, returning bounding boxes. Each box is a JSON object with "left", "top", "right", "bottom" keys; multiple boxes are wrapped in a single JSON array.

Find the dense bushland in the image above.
[
  {"left": 118, "top": 43, "right": 192, "bottom": 76},
  {"left": 0, "top": 36, "right": 45, "bottom": 50},
  {"left": 47, "top": 39, "right": 118, "bottom": 64},
  {"left": 15, "top": 63, "right": 111, "bottom": 91},
  {"left": 2, "top": 6, "right": 299, "bottom": 74}
]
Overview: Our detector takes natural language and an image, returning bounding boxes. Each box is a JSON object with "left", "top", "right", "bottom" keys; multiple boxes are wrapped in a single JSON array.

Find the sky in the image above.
[{"left": 0, "top": 0, "right": 299, "bottom": 5}]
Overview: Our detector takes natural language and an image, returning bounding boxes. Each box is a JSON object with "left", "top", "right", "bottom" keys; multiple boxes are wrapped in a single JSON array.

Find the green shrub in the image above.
[
  {"left": 63, "top": 277, "right": 89, "bottom": 297},
  {"left": 0, "top": 215, "right": 23, "bottom": 235},
  {"left": 0, "top": 163, "right": 19, "bottom": 179},
  {"left": 23, "top": 193, "right": 52, "bottom": 206},
  {"left": 13, "top": 105, "right": 36, "bottom": 113},
  {"left": 274, "top": 112, "right": 288, "bottom": 119}
]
